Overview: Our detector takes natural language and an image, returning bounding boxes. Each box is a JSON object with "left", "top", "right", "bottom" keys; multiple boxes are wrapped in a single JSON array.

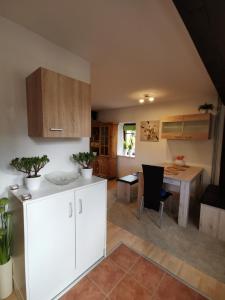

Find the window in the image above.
[{"left": 117, "top": 123, "right": 136, "bottom": 157}]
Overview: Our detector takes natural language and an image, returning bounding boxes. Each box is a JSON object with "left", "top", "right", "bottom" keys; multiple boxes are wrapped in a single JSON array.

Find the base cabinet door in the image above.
[
  {"left": 26, "top": 191, "right": 76, "bottom": 300},
  {"left": 75, "top": 182, "right": 106, "bottom": 276}
]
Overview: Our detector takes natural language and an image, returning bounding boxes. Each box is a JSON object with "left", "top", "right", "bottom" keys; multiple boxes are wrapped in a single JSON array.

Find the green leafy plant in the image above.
[
  {"left": 10, "top": 155, "right": 50, "bottom": 178},
  {"left": 72, "top": 152, "right": 96, "bottom": 169},
  {"left": 0, "top": 198, "right": 12, "bottom": 265},
  {"left": 123, "top": 140, "right": 128, "bottom": 150},
  {"left": 127, "top": 137, "right": 134, "bottom": 151},
  {"left": 198, "top": 103, "right": 214, "bottom": 112}
]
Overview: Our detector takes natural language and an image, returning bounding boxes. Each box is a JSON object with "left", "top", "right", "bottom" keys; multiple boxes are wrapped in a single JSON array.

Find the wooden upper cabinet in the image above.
[
  {"left": 161, "top": 113, "right": 211, "bottom": 140},
  {"left": 26, "top": 67, "right": 91, "bottom": 138}
]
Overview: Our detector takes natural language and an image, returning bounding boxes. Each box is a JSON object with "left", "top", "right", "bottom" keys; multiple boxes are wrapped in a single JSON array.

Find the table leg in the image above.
[
  {"left": 195, "top": 172, "right": 203, "bottom": 200},
  {"left": 178, "top": 181, "right": 191, "bottom": 227},
  {"left": 137, "top": 173, "right": 144, "bottom": 206}
]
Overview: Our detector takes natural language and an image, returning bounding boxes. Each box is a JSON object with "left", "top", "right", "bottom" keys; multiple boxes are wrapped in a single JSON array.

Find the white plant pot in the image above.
[
  {"left": 25, "top": 176, "right": 42, "bottom": 191},
  {"left": 175, "top": 159, "right": 185, "bottom": 166},
  {"left": 0, "top": 258, "right": 13, "bottom": 299},
  {"left": 81, "top": 168, "right": 93, "bottom": 179}
]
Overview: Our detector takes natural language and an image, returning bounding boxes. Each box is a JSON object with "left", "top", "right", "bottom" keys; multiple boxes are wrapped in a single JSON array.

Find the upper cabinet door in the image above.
[
  {"left": 161, "top": 113, "right": 211, "bottom": 140},
  {"left": 42, "top": 69, "right": 64, "bottom": 137},
  {"left": 26, "top": 67, "right": 91, "bottom": 138},
  {"left": 78, "top": 81, "right": 91, "bottom": 137},
  {"left": 26, "top": 191, "right": 76, "bottom": 300}
]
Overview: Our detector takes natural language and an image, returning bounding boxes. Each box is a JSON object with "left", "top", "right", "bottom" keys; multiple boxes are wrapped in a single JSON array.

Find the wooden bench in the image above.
[
  {"left": 199, "top": 184, "right": 225, "bottom": 241},
  {"left": 117, "top": 174, "right": 138, "bottom": 202}
]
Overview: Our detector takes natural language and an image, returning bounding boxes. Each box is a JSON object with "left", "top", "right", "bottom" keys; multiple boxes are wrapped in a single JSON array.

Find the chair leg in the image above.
[
  {"left": 159, "top": 201, "right": 164, "bottom": 228},
  {"left": 137, "top": 196, "right": 144, "bottom": 219}
]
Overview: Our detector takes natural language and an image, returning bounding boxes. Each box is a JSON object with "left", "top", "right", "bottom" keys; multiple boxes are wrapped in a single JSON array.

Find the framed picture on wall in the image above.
[{"left": 140, "top": 120, "right": 160, "bottom": 142}]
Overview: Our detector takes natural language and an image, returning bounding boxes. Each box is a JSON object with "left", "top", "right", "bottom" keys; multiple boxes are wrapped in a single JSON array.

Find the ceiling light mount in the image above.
[{"left": 139, "top": 94, "right": 155, "bottom": 104}]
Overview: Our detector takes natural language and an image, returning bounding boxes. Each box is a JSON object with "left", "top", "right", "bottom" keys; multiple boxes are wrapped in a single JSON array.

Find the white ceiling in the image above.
[{"left": 0, "top": 0, "right": 217, "bottom": 110}]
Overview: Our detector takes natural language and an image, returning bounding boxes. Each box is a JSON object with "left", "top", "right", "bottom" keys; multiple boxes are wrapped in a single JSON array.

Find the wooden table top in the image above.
[
  {"left": 138, "top": 163, "right": 203, "bottom": 182},
  {"left": 163, "top": 163, "right": 203, "bottom": 182}
]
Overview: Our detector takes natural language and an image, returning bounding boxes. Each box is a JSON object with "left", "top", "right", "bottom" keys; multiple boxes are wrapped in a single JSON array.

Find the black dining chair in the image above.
[{"left": 139, "top": 164, "right": 172, "bottom": 228}]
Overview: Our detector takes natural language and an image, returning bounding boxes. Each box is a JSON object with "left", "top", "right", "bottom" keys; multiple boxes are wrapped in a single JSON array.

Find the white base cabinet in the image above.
[
  {"left": 9, "top": 178, "right": 107, "bottom": 300},
  {"left": 75, "top": 183, "right": 106, "bottom": 276}
]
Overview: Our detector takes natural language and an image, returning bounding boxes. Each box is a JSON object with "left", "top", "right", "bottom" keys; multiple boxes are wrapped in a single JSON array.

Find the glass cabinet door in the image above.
[
  {"left": 161, "top": 122, "right": 183, "bottom": 139},
  {"left": 183, "top": 120, "right": 210, "bottom": 140},
  {"left": 100, "top": 126, "right": 109, "bottom": 155}
]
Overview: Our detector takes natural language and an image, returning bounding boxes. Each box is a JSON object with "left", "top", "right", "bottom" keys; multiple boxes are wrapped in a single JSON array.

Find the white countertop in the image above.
[{"left": 9, "top": 176, "right": 106, "bottom": 203}]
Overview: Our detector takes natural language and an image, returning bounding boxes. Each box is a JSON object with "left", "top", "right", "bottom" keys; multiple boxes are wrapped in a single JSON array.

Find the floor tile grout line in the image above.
[
  {"left": 106, "top": 253, "right": 142, "bottom": 297},
  {"left": 87, "top": 275, "right": 108, "bottom": 297},
  {"left": 108, "top": 222, "right": 225, "bottom": 300},
  {"left": 88, "top": 244, "right": 142, "bottom": 298},
  {"left": 114, "top": 241, "right": 211, "bottom": 300},
  {"left": 127, "top": 255, "right": 168, "bottom": 297},
  {"left": 151, "top": 272, "right": 166, "bottom": 299}
]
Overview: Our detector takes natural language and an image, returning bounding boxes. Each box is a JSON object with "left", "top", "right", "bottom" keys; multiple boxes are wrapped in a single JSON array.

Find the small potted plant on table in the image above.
[
  {"left": 72, "top": 152, "right": 96, "bottom": 179},
  {"left": 174, "top": 155, "right": 185, "bottom": 166},
  {"left": 0, "top": 197, "right": 12, "bottom": 299},
  {"left": 10, "top": 155, "right": 50, "bottom": 191}
]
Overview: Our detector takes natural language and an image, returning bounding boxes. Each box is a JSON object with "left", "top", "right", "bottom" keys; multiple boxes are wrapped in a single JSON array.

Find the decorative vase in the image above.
[
  {"left": 175, "top": 159, "right": 185, "bottom": 166},
  {"left": 81, "top": 168, "right": 93, "bottom": 179},
  {"left": 0, "top": 258, "right": 13, "bottom": 299},
  {"left": 25, "top": 176, "right": 42, "bottom": 191}
]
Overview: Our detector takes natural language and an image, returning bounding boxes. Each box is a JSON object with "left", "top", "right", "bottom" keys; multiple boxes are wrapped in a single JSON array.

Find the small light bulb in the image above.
[
  {"left": 149, "top": 96, "right": 155, "bottom": 102},
  {"left": 139, "top": 99, "right": 144, "bottom": 104}
]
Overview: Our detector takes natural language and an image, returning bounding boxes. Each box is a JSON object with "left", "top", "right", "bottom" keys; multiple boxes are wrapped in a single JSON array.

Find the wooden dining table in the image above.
[{"left": 137, "top": 163, "right": 203, "bottom": 227}]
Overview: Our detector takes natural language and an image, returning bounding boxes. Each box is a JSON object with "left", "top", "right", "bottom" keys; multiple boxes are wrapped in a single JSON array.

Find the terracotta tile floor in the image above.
[
  {"left": 61, "top": 244, "right": 207, "bottom": 300},
  {"left": 7, "top": 221, "right": 225, "bottom": 300}
]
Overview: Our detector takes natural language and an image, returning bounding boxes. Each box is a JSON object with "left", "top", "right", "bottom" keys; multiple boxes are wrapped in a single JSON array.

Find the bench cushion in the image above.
[
  {"left": 117, "top": 175, "right": 138, "bottom": 185},
  {"left": 201, "top": 184, "right": 225, "bottom": 209}
]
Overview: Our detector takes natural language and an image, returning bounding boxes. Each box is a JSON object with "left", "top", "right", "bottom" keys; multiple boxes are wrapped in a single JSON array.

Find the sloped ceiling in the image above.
[
  {"left": 173, "top": 0, "right": 225, "bottom": 105},
  {"left": 0, "top": 0, "right": 217, "bottom": 110}
]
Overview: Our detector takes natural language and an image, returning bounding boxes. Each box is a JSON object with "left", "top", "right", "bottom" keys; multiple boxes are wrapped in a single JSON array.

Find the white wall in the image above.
[
  {"left": 98, "top": 99, "right": 219, "bottom": 186},
  {"left": 0, "top": 17, "right": 90, "bottom": 195}
]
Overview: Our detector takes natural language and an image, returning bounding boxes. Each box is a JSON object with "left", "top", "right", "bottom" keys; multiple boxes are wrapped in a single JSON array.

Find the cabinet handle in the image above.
[
  {"left": 68, "top": 202, "right": 73, "bottom": 218},
  {"left": 78, "top": 199, "right": 83, "bottom": 214},
  {"left": 50, "top": 128, "right": 63, "bottom": 131}
]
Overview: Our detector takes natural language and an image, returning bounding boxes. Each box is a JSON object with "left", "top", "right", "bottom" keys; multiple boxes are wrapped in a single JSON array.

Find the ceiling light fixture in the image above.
[{"left": 139, "top": 94, "right": 155, "bottom": 104}]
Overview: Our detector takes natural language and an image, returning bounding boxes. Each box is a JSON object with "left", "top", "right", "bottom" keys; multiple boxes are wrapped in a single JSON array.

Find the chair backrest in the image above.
[{"left": 142, "top": 164, "right": 164, "bottom": 211}]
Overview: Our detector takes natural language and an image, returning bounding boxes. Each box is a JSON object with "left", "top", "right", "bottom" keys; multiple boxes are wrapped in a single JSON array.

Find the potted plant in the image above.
[
  {"left": 174, "top": 155, "right": 185, "bottom": 166},
  {"left": 0, "top": 197, "right": 12, "bottom": 299},
  {"left": 10, "top": 155, "right": 50, "bottom": 191},
  {"left": 123, "top": 140, "right": 128, "bottom": 156},
  {"left": 72, "top": 152, "right": 96, "bottom": 179},
  {"left": 198, "top": 103, "right": 214, "bottom": 114}
]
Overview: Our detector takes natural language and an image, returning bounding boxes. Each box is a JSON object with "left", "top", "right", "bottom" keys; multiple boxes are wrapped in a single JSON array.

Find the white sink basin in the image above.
[{"left": 45, "top": 171, "right": 80, "bottom": 185}]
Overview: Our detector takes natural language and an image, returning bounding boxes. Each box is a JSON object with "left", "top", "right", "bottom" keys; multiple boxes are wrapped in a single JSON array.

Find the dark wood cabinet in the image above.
[{"left": 91, "top": 122, "right": 117, "bottom": 179}]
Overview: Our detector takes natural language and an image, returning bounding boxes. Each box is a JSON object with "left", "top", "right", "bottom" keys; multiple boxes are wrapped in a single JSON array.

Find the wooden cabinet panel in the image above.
[
  {"left": 42, "top": 69, "right": 65, "bottom": 137},
  {"left": 26, "top": 67, "right": 91, "bottom": 138},
  {"left": 161, "top": 113, "right": 211, "bottom": 140},
  {"left": 200, "top": 204, "right": 225, "bottom": 242},
  {"left": 218, "top": 209, "right": 225, "bottom": 242},
  {"left": 93, "top": 157, "right": 117, "bottom": 179},
  {"left": 90, "top": 122, "right": 118, "bottom": 178},
  {"left": 199, "top": 204, "right": 220, "bottom": 238},
  {"left": 78, "top": 81, "right": 91, "bottom": 137}
]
